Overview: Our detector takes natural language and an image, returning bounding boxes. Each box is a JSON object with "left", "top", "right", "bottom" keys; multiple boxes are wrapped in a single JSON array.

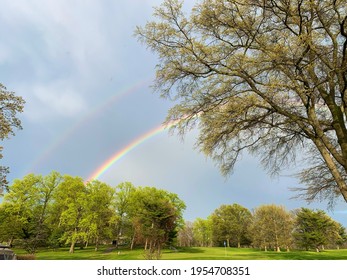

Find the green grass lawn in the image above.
[{"left": 12, "top": 246, "right": 347, "bottom": 260}]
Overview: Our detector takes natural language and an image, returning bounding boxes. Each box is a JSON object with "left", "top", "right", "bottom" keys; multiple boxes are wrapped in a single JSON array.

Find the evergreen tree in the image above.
[{"left": 293, "top": 208, "right": 336, "bottom": 252}]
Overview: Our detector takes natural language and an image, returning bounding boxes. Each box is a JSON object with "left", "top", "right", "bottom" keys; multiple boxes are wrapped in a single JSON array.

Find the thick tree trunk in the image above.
[
  {"left": 314, "top": 139, "right": 347, "bottom": 202},
  {"left": 274, "top": 232, "right": 280, "bottom": 252}
]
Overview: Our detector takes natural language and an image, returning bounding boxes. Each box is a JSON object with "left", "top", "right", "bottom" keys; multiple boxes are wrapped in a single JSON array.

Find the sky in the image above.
[{"left": 1, "top": 0, "right": 346, "bottom": 226}]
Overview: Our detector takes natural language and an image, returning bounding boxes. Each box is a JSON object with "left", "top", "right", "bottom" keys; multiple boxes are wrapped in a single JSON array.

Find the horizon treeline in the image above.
[
  {"left": 178, "top": 204, "right": 347, "bottom": 252},
  {"left": 0, "top": 171, "right": 346, "bottom": 256}
]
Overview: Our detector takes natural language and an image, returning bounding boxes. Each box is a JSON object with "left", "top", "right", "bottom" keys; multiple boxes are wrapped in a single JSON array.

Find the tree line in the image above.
[
  {"left": 177, "top": 204, "right": 347, "bottom": 252},
  {"left": 0, "top": 171, "right": 185, "bottom": 259},
  {"left": 1, "top": 171, "right": 346, "bottom": 257}
]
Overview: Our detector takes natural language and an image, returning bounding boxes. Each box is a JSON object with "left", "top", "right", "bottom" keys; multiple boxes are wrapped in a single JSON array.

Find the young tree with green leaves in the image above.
[
  {"left": 32, "top": 171, "right": 63, "bottom": 249},
  {"left": 193, "top": 217, "right": 213, "bottom": 247},
  {"left": 113, "top": 182, "right": 136, "bottom": 248},
  {"left": 211, "top": 204, "right": 252, "bottom": 248},
  {"left": 50, "top": 175, "right": 87, "bottom": 253},
  {"left": 136, "top": 0, "right": 347, "bottom": 206},
  {"left": 0, "top": 174, "right": 42, "bottom": 251},
  {"left": 0, "top": 172, "right": 62, "bottom": 252},
  {"left": 80, "top": 180, "right": 116, "bottom": 251}
]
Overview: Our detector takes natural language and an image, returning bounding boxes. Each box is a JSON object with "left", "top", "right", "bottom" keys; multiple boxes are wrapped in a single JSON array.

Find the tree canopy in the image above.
[
  {"left": 0, "top": 172, "right": 186, "bottom": 257},
  {"left": 293, "top": 207, "right": 344, "bottom": 251},
  {"left": 0, "top": 83, "right": 25, "bottom": 193},
  {"left": 1, "top": 174, "right": 346, "bottom": 253},
  {"left": 250, "top": 204, "right": 294, "bottom": 251},
  {"left": 211, "top": 203, "right": 252, "bottom": 248},
  {"left": 136, "top": 0, "right": 347, "bottom": 205}
]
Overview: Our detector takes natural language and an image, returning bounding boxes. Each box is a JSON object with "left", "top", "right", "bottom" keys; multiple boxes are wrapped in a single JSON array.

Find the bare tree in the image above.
[
  {"left": 136, "top": 0, "right": 347, "bottom": 204},
  {"left": 177, "top": 221, "right": 195, "bottom": 246}
]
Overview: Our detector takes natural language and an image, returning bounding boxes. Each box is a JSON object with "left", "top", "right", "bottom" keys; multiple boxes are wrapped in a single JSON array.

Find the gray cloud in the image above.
[{"left": 1, "top": 0, "right": 345, "bottom": 226}]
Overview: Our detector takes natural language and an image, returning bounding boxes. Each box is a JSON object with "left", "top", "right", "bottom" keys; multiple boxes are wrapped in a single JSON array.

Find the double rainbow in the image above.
[
  {"left": 86, "top": 120, "right": 179, "bottom": 182},
  {"left": 26, "top": 79, "right": 150, "bottom": 174}
]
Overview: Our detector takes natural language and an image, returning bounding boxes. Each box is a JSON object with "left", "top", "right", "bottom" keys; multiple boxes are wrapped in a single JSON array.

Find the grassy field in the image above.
[{"left": 12, "top": 246, "right": 347, "bottom": 260}]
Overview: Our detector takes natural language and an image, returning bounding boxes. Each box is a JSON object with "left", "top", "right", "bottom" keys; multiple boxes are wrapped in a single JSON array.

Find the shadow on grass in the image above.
[{"left": 175, "top": 247, "right": 205, "bottom": 254}]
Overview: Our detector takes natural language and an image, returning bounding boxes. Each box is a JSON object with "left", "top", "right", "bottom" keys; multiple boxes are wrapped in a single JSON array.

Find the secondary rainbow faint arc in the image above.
[
  {"left": 86, "top": 120, "right": 179, "bottom": 182},
  {"left": 26, "top": 79, "right": 151, "bottom": 175}
]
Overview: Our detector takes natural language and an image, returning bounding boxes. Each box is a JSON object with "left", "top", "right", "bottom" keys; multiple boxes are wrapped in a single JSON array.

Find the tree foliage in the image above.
[
  {"left": 81, "top": 180, "right": 116, "bottom": 250},
  {"left": 0, "top": 172, "right": 185, "bottom": 257},
  {"left": 0, "top": 172, "right": 62, "bottom": 253},
  {"left": 0, "top": 174, "right": 42, "bottom": 250},
  {"left": 0, "top": 83, "right": 25, "bottom": 193},
  {"left": 211, "top": 203, "right": 252, "bottom": 247},
  {"left": 180, "top": 203, "right": 346, "bottom": 251},
  {"left": 49, "top": 175, "right": 87, "bottom": 253},
  {"left": 136, "top": 0, "right": 347, "bottom": 205},
  {"left": 293, "top": 207, "right": 345, "bottom": 251},
  {"left": 130, "top": 186, "right": 186, "bottom": 259},
  {"left": 249, "top": 204, "right": 294, "bottom": 251},
  {"left": 113, "top": 182, "right": 136, "bottom": 248},
  {"left": 192, "top": 217, "right": 213, "bottom": 247}
]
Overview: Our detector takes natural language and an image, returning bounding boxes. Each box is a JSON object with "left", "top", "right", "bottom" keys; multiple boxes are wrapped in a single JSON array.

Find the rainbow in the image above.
[
  {"left": 26, "top": 79, "right": 151, "bottom": 174},
  {"left": 86, "top": 120, "right": 179, "bottom": 182}
]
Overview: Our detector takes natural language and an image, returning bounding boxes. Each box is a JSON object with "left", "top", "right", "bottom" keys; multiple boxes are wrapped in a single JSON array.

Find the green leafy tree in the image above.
[
  {"left": 192, "top": 217, "right": 213, "bottom": 247},
  {"left": 0, "top": 172, "right": 62, "bottom": 252},
  {"left": 80, "top": 180, "right": 116, "bottom": 251},
  {"left": 136, "top": 0, "right": 347, "bottom": 205},
  {"left": 0, "top": 83, "right": 25, "bottom": 194},
  {"left": 50, "top": 175, "right": 87, "bottom": 253},
  {"left": 113, "top": 182, "right": 136, "bottom": 247},
  {"left": 293, "top": 208, "right": 339, "bottom": 252},
  {"left": 334, "top": 223, "right": 347, "bottom": 249},
  {"left": 0, "top": 205, "right": 8, "bottom": 243},
  {"left": 129, "top": 187, "right": 186, "bottom": 259},
  {"left": 326, "top": 221, "right": 347, "bottom": 249},
  {"left": 250, "top": 204, "right": 294, "bottom": 251},
  {"left": 0, "top": 174, "right": 42, "bottom": 251},
  {"left": 211, "top": 203, "right": 252, "bottom": 248},
  {"left": 32, "top": 171, "right": 63, "bottom": 249}
]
